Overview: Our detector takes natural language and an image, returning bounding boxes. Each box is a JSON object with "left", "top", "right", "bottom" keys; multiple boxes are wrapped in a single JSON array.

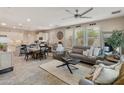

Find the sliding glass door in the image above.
[
  {"left": 64, "top": 28, "right": 73, "bottom": 48},
  {"left": 74, "top": 27, "right": 85, "bottom": 46},
  {"left": 86, "top": 27, "right": 100, "bottom": 47},
  {"left": 64, "top": 26, "right": 101, "bottom": 48}
]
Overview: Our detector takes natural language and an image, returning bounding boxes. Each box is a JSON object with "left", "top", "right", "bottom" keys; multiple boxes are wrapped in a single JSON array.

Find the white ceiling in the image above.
[{"left": 0, "top": 7, "right": 124, "bottom": 31}]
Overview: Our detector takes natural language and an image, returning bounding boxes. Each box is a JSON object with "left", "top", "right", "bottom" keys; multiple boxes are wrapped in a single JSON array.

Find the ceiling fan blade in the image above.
[
  {"left": 62, "top": 16, "right": 74, "bottom": 20},
  {"left": 80, "top": 8, "right": 93, "bottom": 16},
  {"left": 65, "top": 9, "right": 75, "bottom": 15},
  {"left": 80, "top": 16, "right": 92, "bottom": 18}
]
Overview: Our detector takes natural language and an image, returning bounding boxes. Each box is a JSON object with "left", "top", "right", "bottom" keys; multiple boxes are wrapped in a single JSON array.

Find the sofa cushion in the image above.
[
  {"left": 114, "top": 63, "right": 124, "bottom": 85},
  {"left": 70, "top": 53, "right": 96, "bottom": 64},
  {"left": 73, "top": 46, "right": 83, "bottom": 49},
  {"left": 71, "top": 53, "right": 94, "bottom": 60},
  {"left": 70, "top": 53, "right": 83, "bottom": 59},
  {"left": 85, "top": 56, "right": 96, "bottom": 62},
  {"left": 72, "top": 48, "right": 83, "bottom": 54},
  {"left": 73, "top": 46, "right": 90, "bottom": 50}
]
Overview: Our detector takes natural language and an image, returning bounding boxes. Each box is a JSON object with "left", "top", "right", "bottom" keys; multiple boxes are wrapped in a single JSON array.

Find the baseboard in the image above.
[{"left": 0, "top": 67, "right": 14, "bottom": 74}]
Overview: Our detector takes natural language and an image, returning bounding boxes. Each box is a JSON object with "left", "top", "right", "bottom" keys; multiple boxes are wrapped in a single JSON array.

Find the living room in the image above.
[{"left": 0, "top": 7, "right": 124, "bottom": 86}]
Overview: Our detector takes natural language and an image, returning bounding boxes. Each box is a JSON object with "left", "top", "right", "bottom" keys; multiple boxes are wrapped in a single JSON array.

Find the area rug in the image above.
[{"left": 40, "top": 60, "right": 91, "bottom": 85}]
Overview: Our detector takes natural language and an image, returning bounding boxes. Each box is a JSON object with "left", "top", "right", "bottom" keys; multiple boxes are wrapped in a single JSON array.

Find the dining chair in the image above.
[
  {"left": 19, "top": 44, "right": 27, "bottom": 56},
  {"left": 37, "top": 44, "right": 48, "bottom": 60},
  {"left": 24, "top": 46, "right": 33, "bottom": 61}
]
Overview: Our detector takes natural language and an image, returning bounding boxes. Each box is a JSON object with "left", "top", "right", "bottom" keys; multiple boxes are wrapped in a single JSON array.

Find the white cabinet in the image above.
[{"left": 0, "top": 52, "right": 13, "bottom": 70}]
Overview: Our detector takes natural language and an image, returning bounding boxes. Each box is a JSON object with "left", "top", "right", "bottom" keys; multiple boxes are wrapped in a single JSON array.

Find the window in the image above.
[
  {"left": 65, "top": 28, "right": 73, "bottom": 48},
  {"left": 74, "top": 27, "right": 85, "bottom": 46},
  {"left": 87, "top": 28, "right": 100, "bottom": 46},
  {"left": 64, "top": 26, "right": 100, "bottom": 48}
]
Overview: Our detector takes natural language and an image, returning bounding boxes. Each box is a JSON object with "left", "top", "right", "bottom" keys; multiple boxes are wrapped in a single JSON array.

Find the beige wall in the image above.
[
  {"left": 47, "top": 16, "right": 124, "bottom": 45},
  {"left": 48, "top": 28, "right": 65, "bottom": 45},
  {"left": 23, "top": 31, "right": 37, "bottom": 44},
  {"left": 59, "top": 16, "right": 124, "bottom": 32},
  {"left": 0, "top": 27, "right": 38, "bottom": 44},
  {"left": 0, "top": 16, "right": 124, "bottom": 49},
  {"left": 0, "top": 27, "right": 37, "bottom": 51},
  {"left": 84, "top": 16, "right": 124, "bottom": 31},
  {"left": 37, "top": 32, "right": 49, "bottom": 42}
]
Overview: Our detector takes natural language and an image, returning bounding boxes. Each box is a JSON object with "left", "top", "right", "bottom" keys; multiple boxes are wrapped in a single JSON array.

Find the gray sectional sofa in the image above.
[{"left": 69, "top": 46, "right": 103, "bottom": 65}]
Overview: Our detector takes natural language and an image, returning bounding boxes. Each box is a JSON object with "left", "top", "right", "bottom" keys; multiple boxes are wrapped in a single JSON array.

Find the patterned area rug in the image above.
[{"left": 40, "top": 60, "right": 91, "bottom": 85}]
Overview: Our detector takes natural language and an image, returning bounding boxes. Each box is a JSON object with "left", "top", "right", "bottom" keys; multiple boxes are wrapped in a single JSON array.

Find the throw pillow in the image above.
[
  {"left": 83, "top": 50, "right": 88, "bottom": 56},
  {"left": 83, "top": 49, "right": 89, "bottom": 56},
  {"left": 87, "top": 49, "right": 90, "bottom": 56},
  {"left": 89, "top": 46, "right": 94, "bottom": 56},
  {"left": 92, "top": 65, "right": 103, "bottom": 81},
  {"left": 93, "top": 48, "right": 101, "bottom": 56},
  {"left": 89, "top": 65, "right": 99, "bottom": 75}
]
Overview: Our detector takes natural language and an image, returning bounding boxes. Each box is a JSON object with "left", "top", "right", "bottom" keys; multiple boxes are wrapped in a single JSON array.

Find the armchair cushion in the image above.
[
  {"left": 79, "top": 62, "right": 124, "bottom": 85},
  {"left": 94, "top": 62, "right": 122, "bottom": 84}
]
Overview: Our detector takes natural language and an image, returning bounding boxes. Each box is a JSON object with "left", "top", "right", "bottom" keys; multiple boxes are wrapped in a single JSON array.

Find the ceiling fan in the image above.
[{"left": 62, "top": 8, "right": 93, "bottom": 20}]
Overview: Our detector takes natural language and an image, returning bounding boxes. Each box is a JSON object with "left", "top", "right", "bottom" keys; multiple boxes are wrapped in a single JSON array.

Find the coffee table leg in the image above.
[
  {"left": 56, "top": 64, "right": 67, "bottom": 68},
  {"left": 66, "top": 64, "right": 73, "bottom": 74},
  {"left": 70, "top": 65, "right": 78, "bottom": 70}
]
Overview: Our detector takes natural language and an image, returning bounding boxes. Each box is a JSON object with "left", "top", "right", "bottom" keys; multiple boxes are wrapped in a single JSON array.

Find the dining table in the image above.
[
  {"left": 28, "top": 47, "right": 40, "bottom": 52},
  {"left": 28, "top": 46, "right": 48, "bottom": 59},
  {"left": 28, "top": 47, "right": 40, "bottom": 59}
]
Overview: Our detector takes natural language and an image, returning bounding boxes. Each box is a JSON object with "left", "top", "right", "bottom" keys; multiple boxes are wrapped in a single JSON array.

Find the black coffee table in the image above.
[{"left": 56, "top": 57, "right": 80, "bottom": 74}]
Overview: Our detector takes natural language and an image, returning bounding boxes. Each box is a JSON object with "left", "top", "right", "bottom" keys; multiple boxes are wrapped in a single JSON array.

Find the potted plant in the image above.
[
  {"left": 0, "top": 43, "right": 6, "bottom": 52},
  {"left": 0, "top": 43, "right": 4, "bottom": 51},
  {"left": 106, "top": 30, "right": 124, "bottom": 58}
]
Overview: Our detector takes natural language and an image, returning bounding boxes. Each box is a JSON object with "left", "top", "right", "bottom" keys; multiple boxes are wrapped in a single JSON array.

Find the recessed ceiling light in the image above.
[
  {"left": 18, "top": 23, "right": 22, "bottom": 26},
  {"left": 26, "top": 18, "right": 31, "bottom": 22},
  {"left": 1, "top": 22, "right": 7, "bottom": 26}
]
